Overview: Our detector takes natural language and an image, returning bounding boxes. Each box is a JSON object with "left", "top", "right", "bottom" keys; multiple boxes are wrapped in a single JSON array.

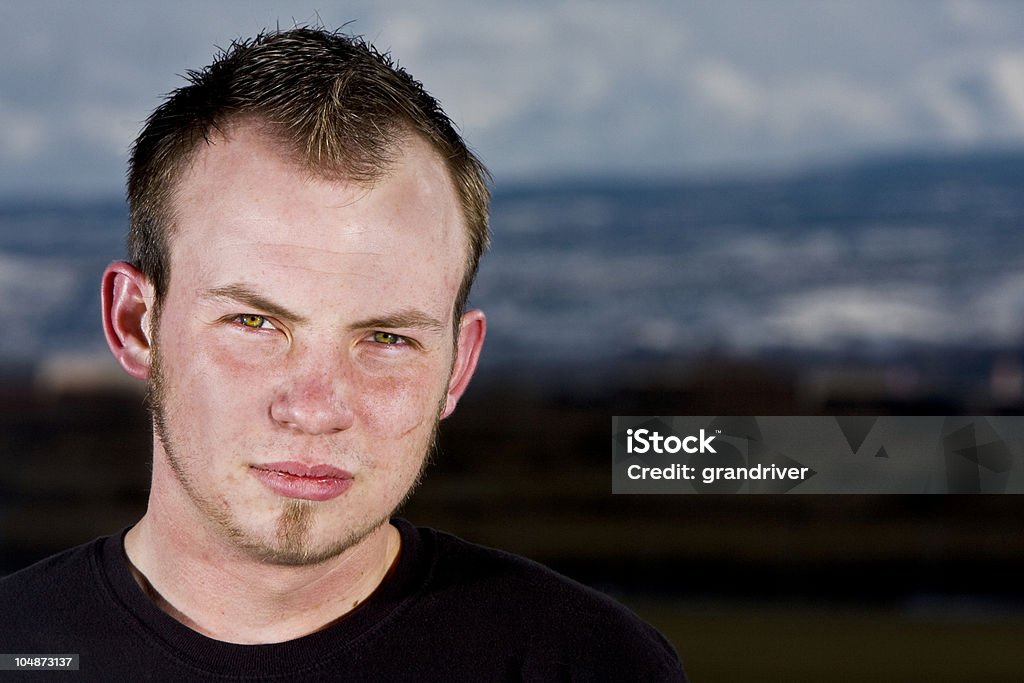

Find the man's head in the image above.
[
  {"left": 102, "top": 28, "right": 488, "bottom": 566},
  {"left": 127, "top": 27, "right": 490, "bottom": 326}
]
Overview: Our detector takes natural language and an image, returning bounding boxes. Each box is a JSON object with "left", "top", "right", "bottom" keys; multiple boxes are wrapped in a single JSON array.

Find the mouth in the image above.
[{"left": 250, "top": 461, "right": 354, "bottom": 501}]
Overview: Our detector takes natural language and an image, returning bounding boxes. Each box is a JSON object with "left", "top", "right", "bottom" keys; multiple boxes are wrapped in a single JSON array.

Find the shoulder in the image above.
[
  {"left": 426, "top": 526, "right": 636, "bottom": 617},
  {"left": 0, "top": 538, "right": 98, "bottom": 604},
  {"left": 410, "top": 524, "right": 686, "bottom": 680},
  {"left": 0, "top": 536, "right": 110, "bottom": 648}
]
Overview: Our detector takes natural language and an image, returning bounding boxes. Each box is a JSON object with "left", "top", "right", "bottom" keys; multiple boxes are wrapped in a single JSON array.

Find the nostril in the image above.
[{"left": 269, "top": 388, "right": 355, "bottom": 435}]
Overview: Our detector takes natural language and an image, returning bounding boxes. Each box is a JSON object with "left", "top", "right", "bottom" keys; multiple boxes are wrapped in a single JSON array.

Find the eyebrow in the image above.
[
  {"left": 201, "top": 284, "right": 309, "bottom": 324},
  {"left": 349, "top": 310, "right": 447, "bottom": 334},
  {"left": 201, "top": 283, "right": 446, "bottom": 334}
]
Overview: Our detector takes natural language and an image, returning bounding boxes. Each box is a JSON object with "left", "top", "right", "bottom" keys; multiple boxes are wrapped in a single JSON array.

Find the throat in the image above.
[{"left": 121, "top": 519, "right": 404, "bottom": 644}]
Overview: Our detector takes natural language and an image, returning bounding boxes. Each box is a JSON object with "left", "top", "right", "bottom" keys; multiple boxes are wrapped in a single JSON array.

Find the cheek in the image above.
[
  {"left": 160, "top": 334, "right": 268, "bottom": 435},
  {"left": 354, "top": 369, "right": 447, "bottom": 440}
]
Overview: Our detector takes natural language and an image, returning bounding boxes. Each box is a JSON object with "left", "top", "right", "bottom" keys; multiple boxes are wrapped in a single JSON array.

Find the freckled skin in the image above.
[{"left": 147, "top": 122, "right": 473, "bottom": 565}]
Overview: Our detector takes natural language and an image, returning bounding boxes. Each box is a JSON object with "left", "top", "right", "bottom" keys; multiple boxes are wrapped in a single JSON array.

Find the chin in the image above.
[{"left": 224, "top": 502, "right": 390, "bottom": 567}]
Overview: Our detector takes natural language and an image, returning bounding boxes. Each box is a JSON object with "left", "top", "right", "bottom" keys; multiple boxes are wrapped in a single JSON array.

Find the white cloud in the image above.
[
  {"left": 71, "top": 104, "right": 143, "bottom": 158},
  {"left": 916, "top": 62, "right": 985, "bottom": 142},
  {"left": 4, "top": 0, "right": 1024, "bottom": 193},
  {"left": 942, "top": 0, "right": 1020, "bottom": 36},
  {"left": 758, "top": 286, "right": 962, "bottom": 349},
  {"left": 0, "top": 105, "right": 46, "bottom": 162},
  {"left": 991, "top": 52, "right": 1024, "bottom": 132},
  {"left": 771, "top": 75, "right": 900, "bottom": 138},
  {"left": 691, "top": 62, "right": 760, "bottom": 125}
]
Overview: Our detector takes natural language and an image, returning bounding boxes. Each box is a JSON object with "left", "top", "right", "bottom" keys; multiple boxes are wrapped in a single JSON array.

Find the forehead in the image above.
[{"left": 165, "top": 124, "right": 467, "bottom": 311}]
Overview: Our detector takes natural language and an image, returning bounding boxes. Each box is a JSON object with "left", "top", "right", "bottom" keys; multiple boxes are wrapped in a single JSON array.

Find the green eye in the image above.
[
  {"left": 373, "top": 331, "right": 401, "bottom": 345},
  {"left": 240, "top": 314, "right": 268, "bottom": 329}
]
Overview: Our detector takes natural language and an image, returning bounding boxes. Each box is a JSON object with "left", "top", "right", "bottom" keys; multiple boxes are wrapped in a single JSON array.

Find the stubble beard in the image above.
[{"left": 146, "top": 333, "right": 439, "bottom": 567}]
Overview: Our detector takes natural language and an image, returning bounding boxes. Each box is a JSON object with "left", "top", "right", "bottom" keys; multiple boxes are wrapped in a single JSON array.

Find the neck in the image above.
[{"left": 124, "top": 455, "right": 401, "bottom": 645}]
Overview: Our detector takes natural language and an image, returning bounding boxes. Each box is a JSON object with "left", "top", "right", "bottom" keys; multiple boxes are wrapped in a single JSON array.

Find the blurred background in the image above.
[{"left": 3, "top": 1, "right": 1024, "bottom": 679}]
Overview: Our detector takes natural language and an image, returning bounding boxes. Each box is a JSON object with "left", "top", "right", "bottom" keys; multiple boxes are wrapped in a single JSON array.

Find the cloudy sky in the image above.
[{"left": 3, "top": 0, "right": 1024, "bottom": 198}]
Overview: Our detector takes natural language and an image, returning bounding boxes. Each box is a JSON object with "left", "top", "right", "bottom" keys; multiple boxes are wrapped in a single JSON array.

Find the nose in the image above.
[{"left": 270, "top": 371, "right": 355, "bottom": 435}]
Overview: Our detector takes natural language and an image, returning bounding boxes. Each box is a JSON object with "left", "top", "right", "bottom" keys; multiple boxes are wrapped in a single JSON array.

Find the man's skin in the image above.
[{"left": 100, "top": 120, "right": 486, "bottom": 644}]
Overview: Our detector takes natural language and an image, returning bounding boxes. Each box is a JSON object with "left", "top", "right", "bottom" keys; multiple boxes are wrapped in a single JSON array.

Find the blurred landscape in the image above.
[
  {"left": 4, "top": 151, "right": 1024, "bottom": 680},
  {"left": 6, "top": 2, "right": 1024, "bottom": 678}
]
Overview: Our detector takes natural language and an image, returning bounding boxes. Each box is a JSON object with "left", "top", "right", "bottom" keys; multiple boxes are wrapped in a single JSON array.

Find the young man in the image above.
[{"left": 0, "top": 28, "right": 686, "bottom": 681}]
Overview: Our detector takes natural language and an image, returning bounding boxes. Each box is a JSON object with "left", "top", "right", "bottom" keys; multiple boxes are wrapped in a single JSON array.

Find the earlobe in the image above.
[
  {"left": 441, "top": 309, "right": 486, "bottom": 419},
  {"left": 101, "top": 261, "right": 155, "bottom": 379}
]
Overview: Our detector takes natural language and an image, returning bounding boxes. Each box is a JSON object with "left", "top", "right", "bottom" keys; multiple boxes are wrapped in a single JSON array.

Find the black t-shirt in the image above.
[{"left": 0, "top": 519, "right": 686, "bottom": 681}]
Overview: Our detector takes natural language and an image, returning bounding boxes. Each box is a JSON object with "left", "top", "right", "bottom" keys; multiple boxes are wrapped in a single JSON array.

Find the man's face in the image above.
[{"left": 147, "top": 123, "right": 472, "bottom": 565}]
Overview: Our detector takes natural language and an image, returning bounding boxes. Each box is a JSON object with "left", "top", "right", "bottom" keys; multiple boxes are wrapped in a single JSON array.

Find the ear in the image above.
[
  {"left": 441, "top": 309, "right": 486, "bottom": 419},
  {"left": 101, "top": 261, "right": 155, "bottom": 379}
]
